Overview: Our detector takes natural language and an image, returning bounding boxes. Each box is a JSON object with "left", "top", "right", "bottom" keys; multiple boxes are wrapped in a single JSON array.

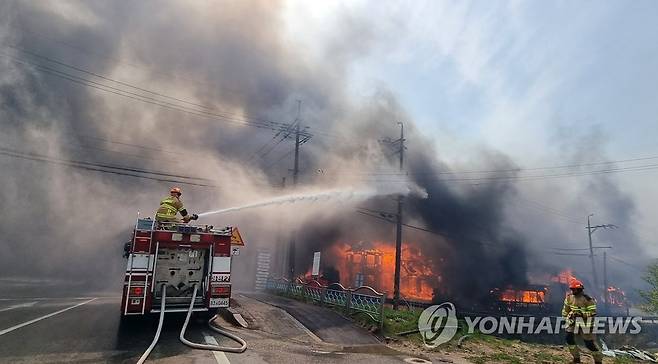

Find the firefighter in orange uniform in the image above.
[
  {"left": 562, "top": 279, "right": 602, "bottom": 364},
  {"left": 155, "top": 187, "right": 198, "bottom": 223}
]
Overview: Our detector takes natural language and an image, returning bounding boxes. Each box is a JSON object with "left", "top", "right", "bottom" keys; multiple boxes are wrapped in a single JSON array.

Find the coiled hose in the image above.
[
  {"left": 136, "top": 284, "right": 247, "bottom": 363},
  {"left": 179, "top": 284, "right": 247, "bottom": 353}
]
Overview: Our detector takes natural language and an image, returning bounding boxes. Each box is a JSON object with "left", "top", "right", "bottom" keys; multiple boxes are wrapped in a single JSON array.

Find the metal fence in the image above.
[{"left": 265, "top": 277, "right": 386, "bottom": 330}]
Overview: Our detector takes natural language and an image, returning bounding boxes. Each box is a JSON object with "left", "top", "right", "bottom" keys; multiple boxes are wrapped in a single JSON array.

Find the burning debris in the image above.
[{"left": 607, "top": 286, "right": 628, "bottom": 308}]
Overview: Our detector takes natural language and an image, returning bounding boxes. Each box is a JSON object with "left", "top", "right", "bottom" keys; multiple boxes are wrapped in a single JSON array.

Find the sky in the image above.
[
  {"left": 284, "top": 0, "right": 658, "bottom": 251},
  {"left": 285, "top": 1, "right": 658, "bottom": 156}
]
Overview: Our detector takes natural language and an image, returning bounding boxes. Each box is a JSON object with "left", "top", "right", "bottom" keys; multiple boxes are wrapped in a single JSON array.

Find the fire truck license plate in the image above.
[
  {"left": 210, "top": 298, "right": 229, "bottom": 307},
  {"left": 211, "top": 273, "right": 230, "bottom": 282}
]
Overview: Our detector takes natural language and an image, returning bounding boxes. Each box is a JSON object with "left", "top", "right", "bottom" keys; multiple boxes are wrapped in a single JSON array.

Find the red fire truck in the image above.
[{"left": 121, "top": 218, "right": 244, "bottom": 317}]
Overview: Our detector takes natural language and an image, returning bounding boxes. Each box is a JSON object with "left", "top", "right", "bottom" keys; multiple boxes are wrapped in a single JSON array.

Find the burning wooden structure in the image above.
[
  {"left": 489, "top": 285, "right": 548, "bottom": 313},
  {"left": 329, "top": 241, "right": 438, "bottom": 302}
]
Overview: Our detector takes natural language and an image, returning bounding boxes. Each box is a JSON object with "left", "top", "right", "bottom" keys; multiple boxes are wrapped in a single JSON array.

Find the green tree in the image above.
[{"left": 640, "top": 261, "right": 658, "bottom": 314}]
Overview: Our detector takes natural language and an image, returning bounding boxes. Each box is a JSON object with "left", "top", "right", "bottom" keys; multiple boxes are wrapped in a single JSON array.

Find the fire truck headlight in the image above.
[
  {"left": 172, "top": 233, "right": 183, "bottom": 241},
  {"left": 190, "top": 234, "right": 200, "bottom": 242}
]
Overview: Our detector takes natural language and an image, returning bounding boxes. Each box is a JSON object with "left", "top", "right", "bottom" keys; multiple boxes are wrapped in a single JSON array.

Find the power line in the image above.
[
  {"left": 358, "top": 162, "right": 658, "bottom": 184},
  {"left": 3, "top": 52, "right": 269, "bottom": 130},
  {"left": 15, "top": 24, "right": 253, "bottom": 95},
  {"left": 8, "top": 45, "right": 310, "bottom": 133},
  {"left": 80, "top": 135, "right": 182, "bottom": 156},
  {"left": 335, "top": 155, "right": 658, "bottom": 177},
  {"left": 257, "top": 120, "right": 303, "bottom": 160},
  {"left": 552, "top": 253, "right": 593, "bottom": 257},
  {"left": 548, "top": 247, "right": 612, "bottom": 251},
  {"left": 0, "top": 147, "right": 215, "bottom": 187},
  {"left": 10, "top": 36, "right": 345, "bottom": 142},
  {"left": 0, "top": 146, "right": 208, "bottom": 181},
  {"left": 248, "top": 133, "right": 289, "bottom": 162},
  {"left": 608, "top": 255, "right": 646, "bottom": 273},
  {"left": 354, "top": 208, "right": 618, "bottom": 255},
  {"left": 60, "top": 141, "right": 181, "bottom": 164},
  {"left": 247, "top": 118, "right": 302, "bottom": 162},
  {"left": 1, "top": 50, "right": 314, "bottom": 140},
  {"left": 508, "top": 195, "right": 582, "bottom": 224}
]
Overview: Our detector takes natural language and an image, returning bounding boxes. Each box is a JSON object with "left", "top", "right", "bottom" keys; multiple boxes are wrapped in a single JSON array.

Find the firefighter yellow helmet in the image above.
[{"left": 170, "top": 187, "right": 182, "bottom": 195}]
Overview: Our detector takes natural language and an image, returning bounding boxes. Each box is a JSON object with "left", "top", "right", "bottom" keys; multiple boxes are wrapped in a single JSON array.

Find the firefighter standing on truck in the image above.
[
  {"left": 562, "top": 279, "right": 602, "bottom": 364},
  {"left": 155, "top": 187, "right": 198, "bottom": 223}
]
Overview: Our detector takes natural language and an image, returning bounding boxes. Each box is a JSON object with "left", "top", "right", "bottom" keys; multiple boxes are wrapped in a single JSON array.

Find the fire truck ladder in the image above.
[
  {"left": 125, "top": 218, "right": 156, "bottom": 315},
  {"left": 137, "top": 284, "right": 247, "bottom": 364}
]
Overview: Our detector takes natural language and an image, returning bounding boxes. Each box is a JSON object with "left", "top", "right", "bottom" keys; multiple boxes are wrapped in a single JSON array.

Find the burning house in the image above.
[
  {"left": 323, "top": 241, "right": 438, "bottom": 302},
  {"left": 489, "top": 286, "right": 548, "bottom": 313}
]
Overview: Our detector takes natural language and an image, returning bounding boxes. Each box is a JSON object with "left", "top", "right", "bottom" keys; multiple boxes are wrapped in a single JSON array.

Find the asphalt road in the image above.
[{"left": 0, "top": 293, "right": 432, "bottom": 364}]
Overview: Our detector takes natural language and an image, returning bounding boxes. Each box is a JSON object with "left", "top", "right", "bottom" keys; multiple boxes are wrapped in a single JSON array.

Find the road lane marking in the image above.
[
  {"left": 203, "top": 332, "right": 231, "bottom": 364},
  {"left": 0, "top": 297, "right": 98, "bottom": 301},
  {"left": 0, "top": 301, "right": 37, "bottom": 312},
  {"left": 0, "top": 298, "right": 96, "bottom": 336}
]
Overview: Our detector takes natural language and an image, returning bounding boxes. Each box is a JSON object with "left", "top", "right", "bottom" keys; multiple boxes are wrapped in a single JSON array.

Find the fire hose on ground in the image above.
[{"left": 137, "top": 284, "right": 247, "bottom": 364}]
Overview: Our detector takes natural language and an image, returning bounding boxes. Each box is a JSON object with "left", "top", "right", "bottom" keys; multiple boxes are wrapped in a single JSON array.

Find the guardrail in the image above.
[{"left": 265, "top": 277, "right": 385, "bottom": 331}]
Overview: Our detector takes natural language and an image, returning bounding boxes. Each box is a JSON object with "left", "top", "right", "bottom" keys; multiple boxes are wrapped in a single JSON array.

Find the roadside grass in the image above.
[
  {"left": 382, "top": 307, "right": 421, "bottom": 335},
  {"left": 270, "top": 291, "right": 621, "bottom": 363},
  {"left": 468, "top": 352, "right": 523, "bottom": 364},
  {"left": 532, "top": 350, "right": 564, "bottom": 362}
]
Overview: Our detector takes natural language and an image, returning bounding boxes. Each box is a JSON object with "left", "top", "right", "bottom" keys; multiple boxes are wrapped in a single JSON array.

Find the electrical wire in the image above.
[
  {"left": 0, "top": 148, "right": 216, "bottom": 187},
  {"left": 608, "top": 255, "right": 646, "bottom": 273},
  {"left": 8, "top": 45, "right": 306, "bottom": 134},
  {"left": 331, "top": 155, "right": 658, "bottom": 177},
  {"left": 0, "top": 146, "right": 210, "bottom": 181},
  {"left": 354, "top": 208, "right": 609, "bottom": 254},
  {"left": 357, "top": 162, "right": 658, "bottom": 184},
  {"left": 508, "top": 195, "right": 582, "bottom": 224},
  {"left": 255, "top": 120, "right": 301, "bottom": 161},
  {"left": 15, "top": 24, "right": 244, "bottom": 94},
  {"left": 247, "top": 118, "right": 300, "bottom": 162},
  {"left": 80, "top": 135, "right": 183, "bottom": 156},
  {"left": 1, "top": 50, "right": 313, "bottom": 140}
]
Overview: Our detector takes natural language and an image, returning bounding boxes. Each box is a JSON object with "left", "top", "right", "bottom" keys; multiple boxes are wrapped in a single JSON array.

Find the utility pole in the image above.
[
  {"left": 603, "top": 250, "right": 609, "bottom": 313},
  {"left": 587, "top": 214, "right": 599, "bottom": 292},
  {"left": 585, "top": 214, "right": 616, "bottom": 297},
  {"left": 288, "top": 100, "right": 302, "bottom": 279},
  {"left": 293, "top": 122, "right": 300, "bottom": 186},
  {"left": 393, "top": 122, "right": 405, "bottom": 310}
]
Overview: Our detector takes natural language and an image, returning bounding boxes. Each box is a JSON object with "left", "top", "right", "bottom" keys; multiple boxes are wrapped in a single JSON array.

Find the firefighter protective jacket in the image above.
[
  {"left": 562, "top": 293, "right": 597, "bottom": 327},
  {"left": 156, "top": 195, "right": 185, "bottom": 221}
]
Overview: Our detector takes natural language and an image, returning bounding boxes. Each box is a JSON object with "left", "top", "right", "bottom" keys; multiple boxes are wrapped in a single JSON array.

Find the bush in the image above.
[{"left": 640, "top": 261, "right": 658, "bottom": 314}]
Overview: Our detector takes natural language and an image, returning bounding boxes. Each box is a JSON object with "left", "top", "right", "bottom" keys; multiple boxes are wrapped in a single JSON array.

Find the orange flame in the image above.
[
  {"left": 327, "top": 241, "right": 437, "bottom": 302},
  {"left": 607, "top": 286, "right": 627, "bottom": 307},
  {"left": 551, "top": 269, "right": 578, "bottom": 285},
  {"left": 497, "top": 288, "right": 546, "bottom": 304}
]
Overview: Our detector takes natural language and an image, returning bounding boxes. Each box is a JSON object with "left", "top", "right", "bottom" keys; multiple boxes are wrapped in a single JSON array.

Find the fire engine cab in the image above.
[{"left": 121, "top": 218, "right": 244, "bottom": 317}]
